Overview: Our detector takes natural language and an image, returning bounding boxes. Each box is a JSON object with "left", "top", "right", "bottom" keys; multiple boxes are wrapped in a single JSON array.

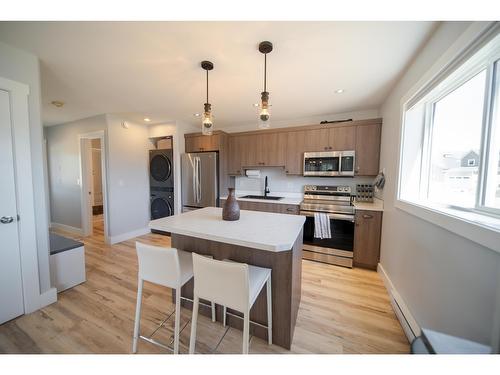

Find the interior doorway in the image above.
[{"left": 79, "top": 131, "right": 109, "bottom": 243}]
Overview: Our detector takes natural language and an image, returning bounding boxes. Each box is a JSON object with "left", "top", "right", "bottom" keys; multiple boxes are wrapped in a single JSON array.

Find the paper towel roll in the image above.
[{"left": 245, "top": 169, "right": 261, "bottom": 179}]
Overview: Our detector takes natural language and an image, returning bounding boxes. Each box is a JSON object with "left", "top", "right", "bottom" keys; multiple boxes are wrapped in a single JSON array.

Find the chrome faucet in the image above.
[{"left": 264, "top": 176, "right": 270, "bottom": 197}]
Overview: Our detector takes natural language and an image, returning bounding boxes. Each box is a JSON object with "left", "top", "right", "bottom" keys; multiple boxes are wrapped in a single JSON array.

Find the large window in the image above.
[{"left": 399, "top": 31, "right": 500, "bottom": 224}]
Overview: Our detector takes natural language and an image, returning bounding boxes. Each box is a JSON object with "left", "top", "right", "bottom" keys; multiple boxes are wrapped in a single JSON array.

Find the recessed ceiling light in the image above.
[
  {"left": 143, "top": 117, "right": 151, "bottom": 122},
  {"left": 51, "top": 100, "right": 64, "bottom": 107},
  {"left": 334, "top": 89, "right": 345, "bottom": 94},
  {"left": 252, "top": 103, "right": 259, "bottom": 107},
  {"left": 193, "top": 113, "right": 201, "bottom": 117}
]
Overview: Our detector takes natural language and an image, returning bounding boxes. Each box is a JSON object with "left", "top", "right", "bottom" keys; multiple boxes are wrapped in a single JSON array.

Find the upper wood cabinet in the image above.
[
  {"left": 185, "top": 133, "right": 223, "bottom": 153},
  {"left": 330, "top": 126, "right": 356, "bottom": 151},
  {"left": 228, "top": 132, "right": 287, "bottom": 172},
  {"left": 285, "top": 131, "right": 307, "bottom": 175},
  {"left": 224, "top": 118, "right": 382, "bottom": 177},
  {"left": 355, "top": 123, "right": 381, "bottom": 176}
]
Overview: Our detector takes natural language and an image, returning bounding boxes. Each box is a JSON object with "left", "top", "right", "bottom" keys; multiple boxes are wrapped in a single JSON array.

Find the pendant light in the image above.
[
  {"left": 258, "top": 41, "right": 273, "bottom": 129},
  {"left": 201, "top": 60, "right": 214, "bottom": 135}
]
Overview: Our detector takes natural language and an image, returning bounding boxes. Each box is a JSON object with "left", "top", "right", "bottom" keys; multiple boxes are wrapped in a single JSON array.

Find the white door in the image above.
[{"left": 0, "top": 89, "right": 25, "bottom": 323}]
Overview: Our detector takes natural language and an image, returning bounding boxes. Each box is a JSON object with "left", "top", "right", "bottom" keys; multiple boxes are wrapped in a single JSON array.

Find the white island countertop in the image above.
[{"left": 149, "top": 207, "right": 306, "bottom": 252}]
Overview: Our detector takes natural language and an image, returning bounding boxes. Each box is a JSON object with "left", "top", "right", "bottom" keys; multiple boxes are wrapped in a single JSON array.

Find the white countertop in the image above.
[
  {"left": 149, "top": 207, "right": 306, "bottom": 252},
  {"left": 353, "top": 197, "right": 384, "bottom": 211}
]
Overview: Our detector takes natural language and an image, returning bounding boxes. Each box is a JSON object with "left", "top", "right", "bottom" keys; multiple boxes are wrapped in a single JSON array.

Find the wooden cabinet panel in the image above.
[
  {"left": 285, "top": 131, "right": 306, "bottom": 175},
  {"left": 185, "top": 134, "right": 221, "bottom": 153},
  {"left": 353, "top": 210, "right": 382, "bottom": 270},
  {"left": 304, "top": 128, "right": 329, "bottom": 152},
  {"left": 220, "top": 199, "right": 299, "bottom": 215},
  {"left": 355, "top": 124, "right": 381, "bottom": 176},
  {"left": 329, "top": 126, "right": 356, "bottom": 151},
  {"left": 228, "top": 135, "right": 244, "bottom": 175},
  {"left": 257, "top": 132, "right": 287, "bottom": 167}
]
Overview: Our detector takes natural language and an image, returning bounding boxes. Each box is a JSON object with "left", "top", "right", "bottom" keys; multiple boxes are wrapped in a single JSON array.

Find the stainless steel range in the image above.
[{"left": 300, "top": 185, "right": 355, "bottom": 268}]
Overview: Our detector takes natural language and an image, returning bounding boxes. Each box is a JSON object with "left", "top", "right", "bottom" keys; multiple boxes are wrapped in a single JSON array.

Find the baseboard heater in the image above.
[{"left": 388, "top": 289, "right": 420, "bottom": 343}]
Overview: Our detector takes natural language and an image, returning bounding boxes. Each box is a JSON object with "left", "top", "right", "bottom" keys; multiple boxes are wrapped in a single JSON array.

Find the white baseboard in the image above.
[
  {"left": 109, "top": 227, "right": 150, "bottom": 244},
  {"left": 378, "top": 263, "right": 421, "bottom": 342},
  {"left": 50, "top": 222, "right": 83, "bottom": 236},
  {"left": 39, "top": 287, "right": 57, "bottom": 309}
]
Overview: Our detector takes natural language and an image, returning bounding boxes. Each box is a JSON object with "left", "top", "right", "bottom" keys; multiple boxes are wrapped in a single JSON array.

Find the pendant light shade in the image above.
[
  {"left": 258, "top": 41, "right": 273, "bottom": 129},
  {"left": 201, "top": 60, "right": 214, "bottom": 135}
]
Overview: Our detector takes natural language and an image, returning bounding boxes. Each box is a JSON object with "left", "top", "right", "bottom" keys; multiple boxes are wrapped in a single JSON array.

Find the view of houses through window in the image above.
[
  {"left": 400, "top": 32, "right": 500, "bottom": 218},
  {"left": 428, "top": 70, "right": 486, "bottom": 208}
]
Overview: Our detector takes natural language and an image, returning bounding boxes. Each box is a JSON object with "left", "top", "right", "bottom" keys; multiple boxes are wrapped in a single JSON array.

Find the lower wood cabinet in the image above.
[
  {"left": 219, "top": 199, "right": 299, "bottom": 215},
  {"left": 353, "top": 210, "right": 382, "bottom": 270}
]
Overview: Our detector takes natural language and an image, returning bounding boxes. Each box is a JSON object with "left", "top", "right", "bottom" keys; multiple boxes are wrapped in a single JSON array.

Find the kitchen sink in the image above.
[{"left": 240, "top": 195, "right": 284, "bottom": 201}]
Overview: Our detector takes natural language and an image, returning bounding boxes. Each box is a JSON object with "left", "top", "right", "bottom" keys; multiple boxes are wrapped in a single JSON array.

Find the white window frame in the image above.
[{"left": 395, "top": 22, "right": 500, "bottom": 252}]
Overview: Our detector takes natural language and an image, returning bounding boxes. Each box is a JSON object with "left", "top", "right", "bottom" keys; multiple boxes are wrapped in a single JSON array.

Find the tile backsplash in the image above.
[{"left": 235, "top": 167, "right": 375, "bottom": 195}]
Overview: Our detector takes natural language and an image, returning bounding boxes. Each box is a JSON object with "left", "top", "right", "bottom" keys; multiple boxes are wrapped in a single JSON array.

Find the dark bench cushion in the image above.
[{"left": 49, "top": 232, "right": 84, "bottom": 255}]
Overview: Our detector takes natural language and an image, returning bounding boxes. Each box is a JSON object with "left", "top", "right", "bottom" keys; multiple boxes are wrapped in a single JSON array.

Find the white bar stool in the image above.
[
  {"left": 189, "top": 253, "right": 272, "bottom": 354},
  {"left": 132, "top": 242, "right": 215, "bottom": 354}
]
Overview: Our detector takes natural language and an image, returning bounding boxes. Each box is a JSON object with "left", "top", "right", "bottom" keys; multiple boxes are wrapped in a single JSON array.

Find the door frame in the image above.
[
  {"left": 78, "top": 130, "right": 110, "bottom": 244},
  {"left": 0, "top": 76, "right": 51, "bottom": 313}
]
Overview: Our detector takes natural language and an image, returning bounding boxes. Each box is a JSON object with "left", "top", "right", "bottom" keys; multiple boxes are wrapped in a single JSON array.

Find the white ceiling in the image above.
[{"left": 0, "top": 21, "right": 438, "bottom": 128}]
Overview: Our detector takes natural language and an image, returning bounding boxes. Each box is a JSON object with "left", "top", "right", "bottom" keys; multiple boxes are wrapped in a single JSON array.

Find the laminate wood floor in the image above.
[{"left": 0, "top": 219, "right": 409, "bottom": 354}]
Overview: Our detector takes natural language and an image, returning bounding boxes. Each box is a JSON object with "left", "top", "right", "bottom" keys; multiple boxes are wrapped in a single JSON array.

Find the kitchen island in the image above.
[{"left": 149, "top": 207, "right": 305, "bottom": 349}]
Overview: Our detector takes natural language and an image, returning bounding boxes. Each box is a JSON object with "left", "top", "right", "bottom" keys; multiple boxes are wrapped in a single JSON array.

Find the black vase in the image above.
[{"left": 222, "top": 188, "right": 240, "bottom": 221}]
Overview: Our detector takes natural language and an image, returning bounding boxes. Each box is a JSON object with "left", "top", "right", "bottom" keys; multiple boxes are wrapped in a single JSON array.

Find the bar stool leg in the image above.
[
  {"left": 242, "top": 309, "right": 250, "bottom": 354},
  {"left": 189, "top": 296, "right": 200, "bottom": 354},
  {"left": 132, "top": 279, "right": 143, "bottom": 353},
  {"left": 211, "top": 301, "right": 216, "bottom": 322},
  {"left": 173, "top": 286, "right": 181, "bottom": 354},
  {"left": 223, "top": 306, "right": 227, "bottom": 327},
  {"left": 266, "top": 277, "right": 272, "bottom": 345}
]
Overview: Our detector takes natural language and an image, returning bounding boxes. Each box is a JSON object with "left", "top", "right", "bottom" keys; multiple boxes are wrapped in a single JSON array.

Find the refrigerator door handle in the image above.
[
  {"left": 192, "top": 157, "right": 197, "bottom": 203},
  {"left": 197, "top": 157, "right": 202, "bottom": 203}
]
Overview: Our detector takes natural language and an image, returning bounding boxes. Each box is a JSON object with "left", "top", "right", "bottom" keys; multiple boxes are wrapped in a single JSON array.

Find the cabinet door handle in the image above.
[
  {"left": 362, "top": 214, "right": 373, "bottom": 219},
  {"left": 286, "top": 208, "right": 295, "bottom": 212}
]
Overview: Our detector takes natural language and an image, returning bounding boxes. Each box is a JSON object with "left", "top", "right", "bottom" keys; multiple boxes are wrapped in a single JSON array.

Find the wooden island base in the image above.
[{"left": 170, "top": 230, "right": 303, "bottom": 350}]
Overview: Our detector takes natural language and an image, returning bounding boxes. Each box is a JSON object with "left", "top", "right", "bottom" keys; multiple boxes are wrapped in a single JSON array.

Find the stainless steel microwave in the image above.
[{"left": 303, "top": 151, "right": 355, "bottom": 177}]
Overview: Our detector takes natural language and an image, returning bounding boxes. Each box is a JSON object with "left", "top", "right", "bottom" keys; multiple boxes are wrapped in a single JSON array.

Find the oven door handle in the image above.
[{"left": 300, "top": 210, "right": 355, "bottom": 222}]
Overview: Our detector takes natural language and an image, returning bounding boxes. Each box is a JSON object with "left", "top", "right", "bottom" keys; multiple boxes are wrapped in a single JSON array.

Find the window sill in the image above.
[{"left": 395, "top": 199, "right": 500, "bottom": 253}]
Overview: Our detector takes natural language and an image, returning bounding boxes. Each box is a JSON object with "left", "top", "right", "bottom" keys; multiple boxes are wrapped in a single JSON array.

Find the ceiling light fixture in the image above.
[
  {"left": 193, "top": 113, "right": 201, "bottom": 117},
  {"left": 143, "top": 117, "right": 151, "bottom": 122},
  {"left": 201, "top": 60, "right": 214, "bottom": 136},
  {"left": 335, "top": 89, "right": 345, "bottom": 94},
  {"left": 257, "top": 41, "right": 273, "bottom": 129},
  {"left": 51, "top": 100, "right": 64, "bottom": 108}
]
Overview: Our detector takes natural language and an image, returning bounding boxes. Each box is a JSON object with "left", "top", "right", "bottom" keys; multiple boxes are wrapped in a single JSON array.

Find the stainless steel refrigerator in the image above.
[{"left": 181, "top": 152, "right": 219, "bottom": 212}]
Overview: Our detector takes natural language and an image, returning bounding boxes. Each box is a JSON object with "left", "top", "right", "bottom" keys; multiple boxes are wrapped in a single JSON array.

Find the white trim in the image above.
[
  {"left": 109, "top": 227, "right": 150, "bottom": 245},
  {"left": 50, "top": 222, "right": 84, "bottom": 236},
  {"left": 1, "top": 76, "right": 43, "bottom": 314},
  {"left": 378, "top": 263, "right": 420, "bottom": 343},
  {"left": 394, "top": 22, "right": 500, "bottom": 253},
  {"left": 78, "top": 130, "right": 110, "bottom": 244},
  {"left": 38, "top": 287, "right": 57, "bottom": 307}
]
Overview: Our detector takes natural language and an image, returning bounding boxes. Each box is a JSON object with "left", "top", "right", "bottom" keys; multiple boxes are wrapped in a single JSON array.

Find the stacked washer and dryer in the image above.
[{"left": 149, "top": 148, "right": 174, "bottom": 221}]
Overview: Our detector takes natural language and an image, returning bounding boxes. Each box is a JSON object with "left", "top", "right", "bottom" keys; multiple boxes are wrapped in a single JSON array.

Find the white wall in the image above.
[
  {"left": 235, "top": 167, "right": 373, "bottom": 196},
  {"left": 45, "top": 115, "right": 108, "bottom": 230},
  {"left": 106, "top": 114, "right": 150, "bottom": 242},
  {"left": 379, "top": 21, "right": 500, "bottom": 345},
  {"left": 0, "top": 41, "right": 52, "bottom": 295},
  {"left": 222, "top": 109, "right": 379, "bottom": 133}
]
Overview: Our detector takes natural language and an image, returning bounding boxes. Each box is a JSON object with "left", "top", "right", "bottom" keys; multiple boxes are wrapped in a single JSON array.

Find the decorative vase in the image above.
[{"left": 222, "top": 188, "right": 240, "bottom": 221}]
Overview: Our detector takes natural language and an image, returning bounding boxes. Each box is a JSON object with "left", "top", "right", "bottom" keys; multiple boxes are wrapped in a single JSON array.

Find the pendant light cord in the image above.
[
  {"left": 206, "top": 69, "right": 209, "bottom": 103},
  {"left": 264, "top": 53, "right": 267, "bottom": 92}
]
